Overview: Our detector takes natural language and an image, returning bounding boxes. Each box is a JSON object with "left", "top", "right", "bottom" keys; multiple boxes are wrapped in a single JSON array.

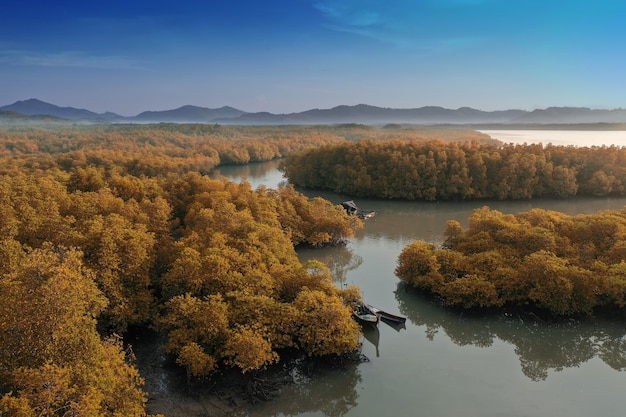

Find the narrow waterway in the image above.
[{"left": 213, "top": 158, "right": 626, "bottom": 417}]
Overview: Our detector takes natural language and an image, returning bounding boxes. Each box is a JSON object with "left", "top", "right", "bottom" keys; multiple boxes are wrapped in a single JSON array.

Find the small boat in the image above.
[
  {"left": 358, "top": 210, "right": 376, "bottom": 220},
  {"left": 365, "top": 304, "right": 407, "bottom": 324},
  {"left": 352, "top": 304, "right": 379, "bottom": 327},
  {"left": 352, "top": 311, "right": 379, "bottom": 326},
  {"left": 341, "top": 200, "right": 376, "bottom": 220}
]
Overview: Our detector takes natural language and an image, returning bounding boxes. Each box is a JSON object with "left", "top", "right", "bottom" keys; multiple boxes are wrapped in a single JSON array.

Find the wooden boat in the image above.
[
  {"left": 358, "top": 210, "right": 376, "bottom": 220},
  {"left": 352, "top": 311, "right": 379, "bottom": 326},
  {"left": 341, "top": 200, "right": 376, "bottom": 220},
  {"left": 352, "top": 304, "right": 379, "bottom": 327},
  {"left": 341, "top": 200, "right": 360, "bottom": 215},
  {"left": 365, "top": 304, "right": 407, "bottom": 324}
]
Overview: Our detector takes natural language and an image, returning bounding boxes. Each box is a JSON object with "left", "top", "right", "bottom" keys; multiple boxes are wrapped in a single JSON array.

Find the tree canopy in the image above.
[
  {"left": 282, "top": 139, "right": 626, "bottom": 200},
  {"left": 396, "top": 206, "right": 626, "bottom": 317},
  {"left": 0, "top": 123, "right": 366, "bottom": 415}
]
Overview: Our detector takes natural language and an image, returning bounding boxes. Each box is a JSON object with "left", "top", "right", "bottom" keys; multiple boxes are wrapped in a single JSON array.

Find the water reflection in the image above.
[
  {"left": 298, "top": 244, "right": 363, "bottom": 285},
  {"left": 362, "top": 326, "right": 380, "bottom": 357},
  {"left": 212, "top": 159, "right": 287, "bottom": 190},
  {"left": 395, "top": 282, "right": 626, "bottom": 381},
  {"left": 244, "top": 358, "right": 362, "bottom": 417}
]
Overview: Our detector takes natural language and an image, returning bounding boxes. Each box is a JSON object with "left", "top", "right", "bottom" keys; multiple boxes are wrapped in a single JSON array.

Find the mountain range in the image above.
[{"left": 2, "top": 98, "right": 626, "bottom": 125}]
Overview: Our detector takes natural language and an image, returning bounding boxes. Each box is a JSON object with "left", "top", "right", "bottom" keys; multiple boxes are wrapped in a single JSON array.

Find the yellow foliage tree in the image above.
[
  {"left": 397, "top": 206, "right": 626, "bottom": 317},
  {"left": 0, "top": 244, "right": 148, "bottom": 416},
  {"left": 293, "top": 289, "right": 360, "bottom": 357}
]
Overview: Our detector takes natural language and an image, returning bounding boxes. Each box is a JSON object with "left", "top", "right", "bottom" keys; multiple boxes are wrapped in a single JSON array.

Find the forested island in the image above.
[
  {"left": 282, "top": 139, "right": 626, "bottom": 200},
  {"left": 396, "top": 206, "right": 626, "bottom": 317}
]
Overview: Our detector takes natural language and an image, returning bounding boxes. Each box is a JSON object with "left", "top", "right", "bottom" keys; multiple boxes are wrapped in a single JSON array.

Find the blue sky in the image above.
[{"left": 1, "top": 0, "right": 625, "bottom": 115}]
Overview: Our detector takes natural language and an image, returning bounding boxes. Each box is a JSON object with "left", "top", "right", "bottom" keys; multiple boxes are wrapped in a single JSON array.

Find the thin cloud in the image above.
[
  {"left": 314, "top": 2, "right": 382, "bottom": 26},
  {"left": 0, "top": 49, "right": 144, "bottom": 70},
  {"left": 313, "top": 0, "right": 487, "bottom": 50}
]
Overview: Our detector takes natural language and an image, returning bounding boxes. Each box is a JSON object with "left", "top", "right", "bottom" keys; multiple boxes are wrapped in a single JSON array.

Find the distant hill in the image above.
[
  {"left": 2, "top": 98, "right": 626, "bottom": 125},
  {"left": 513, "top": 107, "right": 626, "bottom": 124},
  {"left": 132, "top": 105, "right": 245, "bottom": 123},
  {"left": 0, "top": 98, "right": 122, "bottom": 122},
  {"left": 219, "top": 104, "right": 528, "bottom": 125},
  {"left": 0, "top": 109, "right": 73, "bottom": 125}
]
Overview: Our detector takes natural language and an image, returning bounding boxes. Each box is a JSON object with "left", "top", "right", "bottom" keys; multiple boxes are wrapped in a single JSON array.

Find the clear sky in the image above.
[{"left": 2, "top": 0, "right": 625, "bottom": 116}]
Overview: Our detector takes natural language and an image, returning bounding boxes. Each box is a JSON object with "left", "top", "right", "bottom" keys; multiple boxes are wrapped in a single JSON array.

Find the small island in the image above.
[{"left": 396, "top": 206, "right": 626, "bottom": 318}]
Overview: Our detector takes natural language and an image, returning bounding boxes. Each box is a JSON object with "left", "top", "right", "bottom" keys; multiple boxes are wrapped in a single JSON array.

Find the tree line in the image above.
[
  {"left": 0, "top": 124, "right": 493, "bottom": 179},
  {"left": 0, "top": 124, "right": 350, "bottom": 177},
  {"left": 282, "top": 139, "right": 626, "bottom": 200},
  {"left": 396, "top": 206, "right": 626, "bottom": 317},
  {"left": 0, "top": 124, "right": 368, "bottom": 416}
]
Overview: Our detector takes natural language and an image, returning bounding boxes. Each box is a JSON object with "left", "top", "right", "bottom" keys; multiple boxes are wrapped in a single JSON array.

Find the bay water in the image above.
[{"left": 212, "top": 131, "right": 626, "bottom": 417}]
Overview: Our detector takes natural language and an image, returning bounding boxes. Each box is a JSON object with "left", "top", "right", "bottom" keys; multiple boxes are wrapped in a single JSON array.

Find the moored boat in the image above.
[
  {"left": 352, "top": 311, "right": 379, "bottom": 326},
  {"left": 365, "top": 304, "right": 407, "bottom": 324},
  {"left": 358, "top": 210, "right": 376, "bottom": 220},
  {"left": 341, "top": 200, "right": 376, "bottom": 220},
  {"left": 352, "top": 304, "right": 379, "bottom": 327}
]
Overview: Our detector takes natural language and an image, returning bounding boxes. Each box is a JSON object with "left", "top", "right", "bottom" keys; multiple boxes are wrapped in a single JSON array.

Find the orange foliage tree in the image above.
[
  {"left": 396, "top": 207, "right": 626, "bottom": 317},
  {"left": 283, "top": 139, "right": 626, "bottom": 201},
  {"left": 0, "top": 244, "right": 148, "bottom": 416},
  {"left": 0, "top": 123, "right": 369, "bottom": 411}
]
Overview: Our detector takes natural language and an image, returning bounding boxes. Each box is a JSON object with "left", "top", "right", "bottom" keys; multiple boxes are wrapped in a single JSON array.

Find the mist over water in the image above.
[{"left": 480, "top": 130, "right": 626, "bottom": 147}]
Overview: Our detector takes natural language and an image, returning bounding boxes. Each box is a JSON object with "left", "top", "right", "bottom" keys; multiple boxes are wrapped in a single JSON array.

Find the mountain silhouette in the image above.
[
  {"left": 221, "top": 104, "right": 528, "bottom": 125},
  {"left": 3, "top": 99, "right": 626, "bottom": 125},
  {"left": 1, "top": 99, "right": 122, "bottom": 121},
  {"left": 0, "top": 109, "right": 71, "bottom": 125},
  {"left": 133, "top": 105, "right": 245, "bottom": 123}
]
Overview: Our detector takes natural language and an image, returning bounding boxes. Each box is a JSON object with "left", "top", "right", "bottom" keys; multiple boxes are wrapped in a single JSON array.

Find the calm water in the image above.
[
  {"left": 479, "top": 130, "right": 626, "bottom": 147},
  {"left": 213, "top": 152, "right": 626, "bottom": 417}
]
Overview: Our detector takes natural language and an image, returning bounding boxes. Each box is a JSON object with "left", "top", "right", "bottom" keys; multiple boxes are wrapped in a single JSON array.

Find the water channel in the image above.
[{"left": 211, "top": 155, "right": 626, "bottom": 417}]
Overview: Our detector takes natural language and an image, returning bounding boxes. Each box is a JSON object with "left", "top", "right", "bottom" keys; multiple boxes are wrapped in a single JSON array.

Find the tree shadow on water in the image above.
[
  {"left": 298, "top": 244, "right": 363, "bottom": 287},
  {"left": 133, "top": 327, "right": 364, "bottom": 417},
  {"left": 395, "top": 281, "right": 626, "bottom": 381},
  {"left": 237, "top": 354, "right": 364, "bottom": 417}
]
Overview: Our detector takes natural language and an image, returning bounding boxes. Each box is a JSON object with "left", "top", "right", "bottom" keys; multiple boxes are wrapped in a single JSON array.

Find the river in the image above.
[{"left": 212, "top": 154, "right": 626, "bottom": 417}]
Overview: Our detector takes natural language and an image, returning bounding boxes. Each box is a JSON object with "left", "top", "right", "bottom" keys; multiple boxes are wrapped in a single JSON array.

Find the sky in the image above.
[{"left": 1, "top": 0, "right": 625, "bottom": 116}]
